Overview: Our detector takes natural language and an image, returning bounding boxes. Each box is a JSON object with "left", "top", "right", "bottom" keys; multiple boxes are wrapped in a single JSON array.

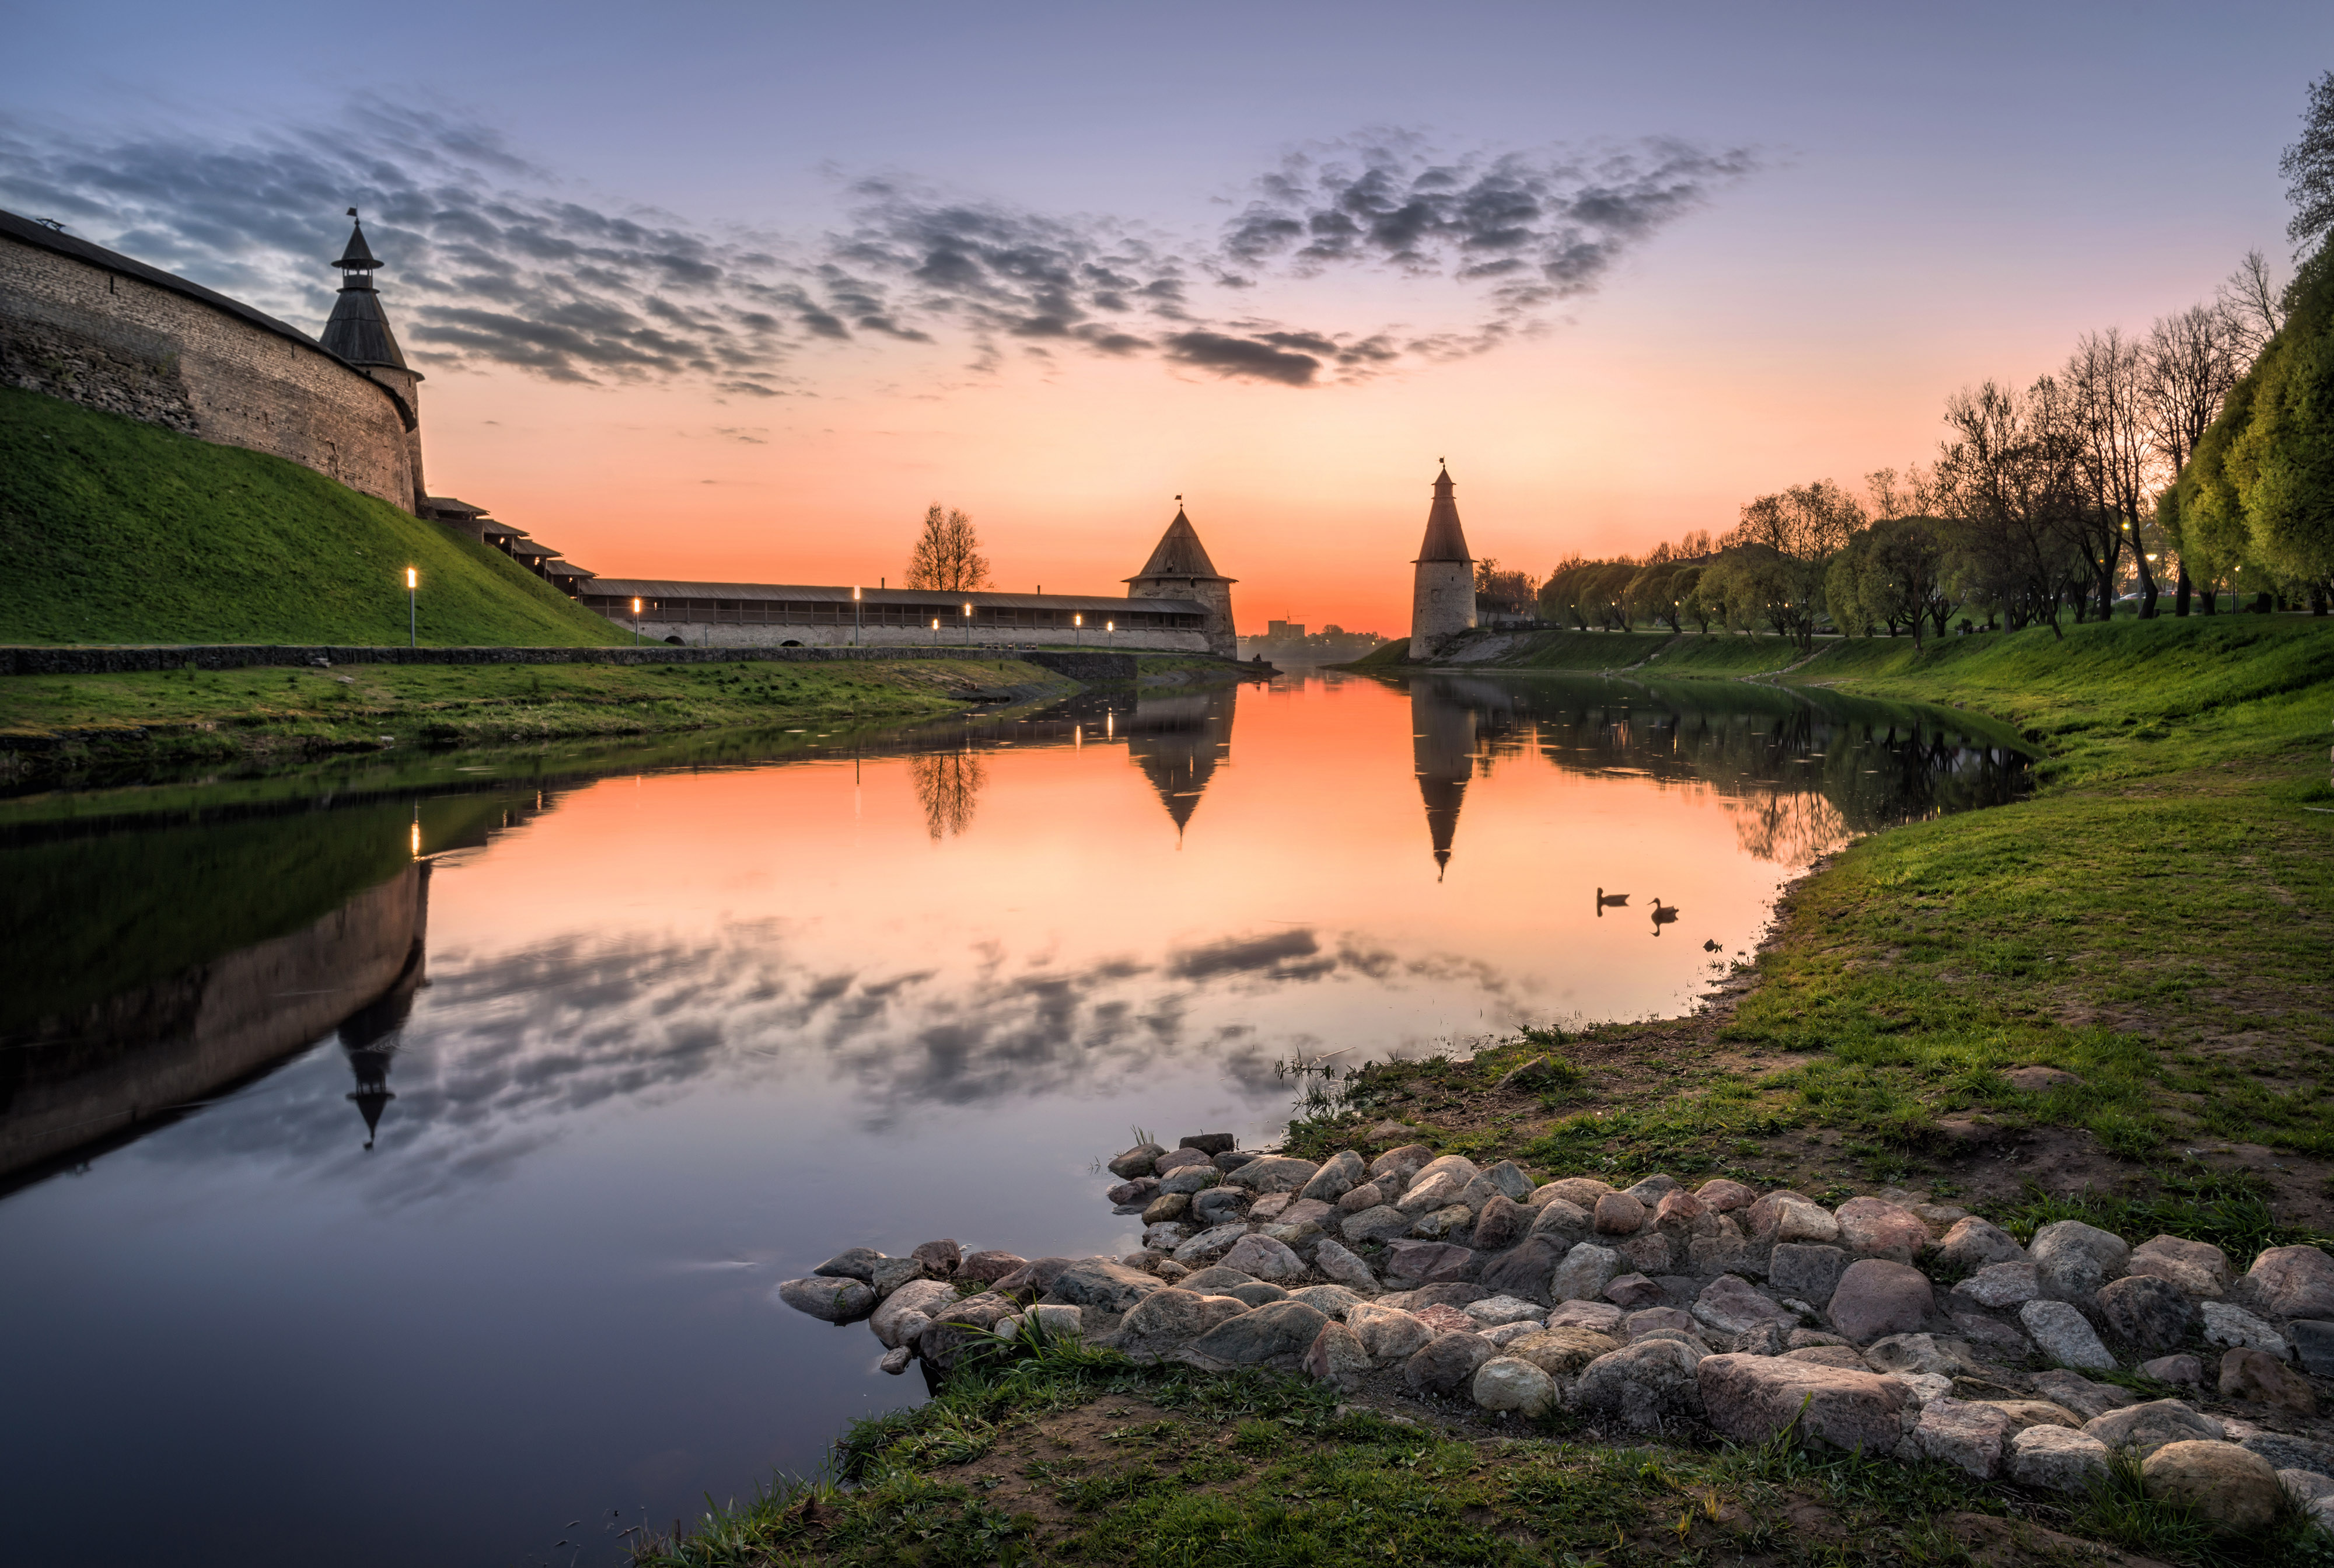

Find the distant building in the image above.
[
  {"left": 1264, "top": 619, "right": 1306, "bottom": 641},
  {"left": 1409, "top": 462, "right": 1476, "bottom": 658},
  {"left": 585, "top": 504, "right": 1239, "bottom": 656}
]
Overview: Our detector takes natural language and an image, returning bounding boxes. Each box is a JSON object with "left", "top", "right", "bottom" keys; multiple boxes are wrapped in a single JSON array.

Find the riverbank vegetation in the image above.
[
  {"left": 1310, "top": 616, "right": 2334, "bottom": 1232},
  {"left": 0, "top": 656, "right": 1060, "bottom": 784},
  {"left": 0, "top": 386, "right": 630, "bottom": 648}
]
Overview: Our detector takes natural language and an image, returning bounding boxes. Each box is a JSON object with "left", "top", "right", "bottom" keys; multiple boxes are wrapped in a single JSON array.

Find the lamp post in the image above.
[
  {"left": 962, "top": 600, "right": 972, "bottom": 645},
  {"left": 405, "top": 567, "right": 417, "bottom": 648},
  {"left": 632, "top": 596, "right": 642, "bottom": 644},
  {"left": 1074, "top": 612, "right": 1082, "bottom": 647},
  {"left": 1106, "top": 619, "right": 1115, "bottom": 647},
  {"left": 852, "top": 585, "right": 862, "bottom": 646},
  {"left": 931, "top": 616, "right": 940, "bottom": 644}
]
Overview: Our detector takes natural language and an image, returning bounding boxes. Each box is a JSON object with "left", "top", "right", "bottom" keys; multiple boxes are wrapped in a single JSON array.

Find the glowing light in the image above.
[
  {"left": 410, "top": 821, "right": 421, "bottom": 855},
  {"left": 405, "top": 567, "right": 417, "bottom": 589}
]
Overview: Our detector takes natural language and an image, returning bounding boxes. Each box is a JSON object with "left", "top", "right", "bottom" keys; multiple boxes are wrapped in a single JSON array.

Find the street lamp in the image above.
[
  {"left": 631, "top": 596, "right": 642, "bottom": 644},
  {"left": 852, "top": 584, "right": 862, "bottom": 646},
  {"left": 931, "top": 616, "right": 941, "bottom": 644},
  {"left": 1106, "top": 619, "right": 1116, "bottom": 646},
  {"left": 1074, "top": 612, "right": 1082, "bottom": 647},
  {"left": 405, "top": 566, "right": 418, "bottom": 648},
  {"left": 962, "top": 600, "right": 973, "bottom": 645}
]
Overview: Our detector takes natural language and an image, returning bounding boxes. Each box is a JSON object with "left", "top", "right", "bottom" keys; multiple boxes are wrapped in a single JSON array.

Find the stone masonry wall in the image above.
[
  {"left": 617, "top": 615, "right": 1211, "bottom": 655},
  {"left": 0, "top": 643, "right": 1152, "bottom": 680},
  {"left": 0, "top": 232, "right": 418, "bottom": 512}
]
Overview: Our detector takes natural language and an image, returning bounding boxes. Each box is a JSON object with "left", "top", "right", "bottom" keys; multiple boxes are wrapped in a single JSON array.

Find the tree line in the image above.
[{"left": 1540, "top": 73, "right": 2334, "bottom": 644}]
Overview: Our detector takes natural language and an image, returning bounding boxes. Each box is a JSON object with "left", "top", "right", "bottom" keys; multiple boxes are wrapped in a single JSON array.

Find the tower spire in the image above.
[{"left": 320, "top": 209, "right": 408, "bottom": 369}]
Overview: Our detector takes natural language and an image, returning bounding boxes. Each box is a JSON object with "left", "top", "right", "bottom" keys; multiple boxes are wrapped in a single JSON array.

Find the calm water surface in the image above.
[{"left": 0, "top": 669, "right": 2023, "bottom": 1567}]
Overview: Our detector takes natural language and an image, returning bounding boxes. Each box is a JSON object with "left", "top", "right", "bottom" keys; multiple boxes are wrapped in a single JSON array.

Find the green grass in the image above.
[
  {"left": 0, "top": 385, "right": 630, "bottom": 647},
  {"left": 0, "top": 656, "right": 1047, "bottom": 785},
  {"left": 633, "top": 1329, "right": 2330, "bottom": 1568}
]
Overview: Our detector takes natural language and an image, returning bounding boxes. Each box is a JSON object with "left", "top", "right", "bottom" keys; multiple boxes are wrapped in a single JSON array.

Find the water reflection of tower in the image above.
[
  {"left": 1410, "top": 680, "right": 1477, "bottom": 879},
  {"left": 338, "top": 864, "right": 431, "bottom": 1150},
  {"left": 1124, "top": 686, "right": 1236, "bottom": 841}
]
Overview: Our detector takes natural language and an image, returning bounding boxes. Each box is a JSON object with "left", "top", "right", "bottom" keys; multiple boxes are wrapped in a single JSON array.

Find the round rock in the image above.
[{"left": 2142, "top": 1440, "right": 2284, "bottom": 1534}]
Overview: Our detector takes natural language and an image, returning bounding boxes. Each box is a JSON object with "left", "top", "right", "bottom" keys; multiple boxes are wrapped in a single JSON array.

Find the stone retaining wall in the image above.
[
  {"left": 779, "top": 1132, "right": 2334, "bottom": 1538},
  {"left": 1, "top": 223, "right": 418, "bottom": 511}
]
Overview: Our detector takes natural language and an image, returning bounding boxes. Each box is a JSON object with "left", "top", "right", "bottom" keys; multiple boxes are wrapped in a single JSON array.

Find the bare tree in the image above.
[
  {"left": 2066, "top": 327, "right": 2158, "bottom": 616},
  {"left": 910, "top": 749, "right": 986, "bottom": 839},
  {"left": 2142, "top": 302, "right": 2244, "bottom": 614},
  {"left": 905, "top": 504, "right": 991, "bottom": 591},
  {"left": 1934, "top": 378, "right": 2088, "bottom": 636},
  {"left": 2280, "top": 68, "right": 2334, "bottom": 257},
  {"left": 1865, "top": 464, "right": 1938, "bottom": 521},
  {"left": 2218, "top": 249, "right": 2289, "bottom": 362}
]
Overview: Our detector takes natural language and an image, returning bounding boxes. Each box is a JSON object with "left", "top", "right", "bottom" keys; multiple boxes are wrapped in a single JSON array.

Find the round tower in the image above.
[
  {"left": 320, "top": 208, "right": 426, "bottom": 511},
  {"left": 1410, "top": 462, "right": 1475, "bottom": 658},
  {"left": 1127, "top": 500, "right": 1238, "bottom": 658}
]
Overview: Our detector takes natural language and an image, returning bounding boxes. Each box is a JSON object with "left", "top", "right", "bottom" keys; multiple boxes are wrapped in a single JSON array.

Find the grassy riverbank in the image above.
[
  {"left": 0, "top": 386, "right": 630, "bottom": 647},
  {"left": 0, "top": 656, "right": 1063, "bottom": 786},
  {"left": 1306, "top": 616, "right": 2334, "bottom": 1224}
]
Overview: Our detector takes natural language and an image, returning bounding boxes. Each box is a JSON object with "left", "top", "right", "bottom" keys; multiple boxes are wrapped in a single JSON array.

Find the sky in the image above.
[{"left": 5, "top": 1, "right": 2329, "bottom": 632}]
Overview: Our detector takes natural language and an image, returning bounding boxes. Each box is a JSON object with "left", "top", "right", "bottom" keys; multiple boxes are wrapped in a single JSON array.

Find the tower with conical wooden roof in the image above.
[
  {"left": 320, "top": 209, "right": 427, "bottom": 508},
  {"left": 1410, "top": 462, "right": 1475, "bottom": 658},
  {"left": 1127, "top": 500, "right": 1237, "bottom": 657}
]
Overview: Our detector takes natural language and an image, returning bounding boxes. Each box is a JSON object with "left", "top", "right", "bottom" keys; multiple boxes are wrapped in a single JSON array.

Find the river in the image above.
[{"left": 0, "top": 666, "right": 2024, "bottom": 1567}]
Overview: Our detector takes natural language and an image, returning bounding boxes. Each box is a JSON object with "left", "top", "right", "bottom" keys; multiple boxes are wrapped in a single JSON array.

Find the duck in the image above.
[
  {"left": 1650, "top": 899, "right": 1679, "bottom": 933},
  {"left": 1703, "top": 938, "right": 1721, "bottom": 952},
  {"left": 1595, "top": 888, "right": 1630, "bottom": 917}
]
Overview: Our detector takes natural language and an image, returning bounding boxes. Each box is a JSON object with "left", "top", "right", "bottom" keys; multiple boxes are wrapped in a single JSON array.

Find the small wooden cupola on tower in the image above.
[
  {"left": 319, "top": 208, "right": 427, "bottom": 510},
  {"left": 1126, "top": 499, "right": 1239, "bottom": 658}
]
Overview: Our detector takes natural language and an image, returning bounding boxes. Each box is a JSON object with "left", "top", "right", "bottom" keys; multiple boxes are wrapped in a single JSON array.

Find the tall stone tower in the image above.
[
  {"left": 1409, "top": 462, "right": 1475, "bottom": 658},
  {"left": 320, "top": 210, "right": 425, "bottom": 509},
  {"left": 1128, "top": 501, "right": 1238, "bottom": 658}
]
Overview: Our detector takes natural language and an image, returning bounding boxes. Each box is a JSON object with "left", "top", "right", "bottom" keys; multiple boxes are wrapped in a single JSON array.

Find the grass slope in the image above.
[
  {"left": 1286, "top": 616, "right": 2334, "bottom": 1221},
  {"left": 0, "top": 385, "right": 629, "bottom": 647}
]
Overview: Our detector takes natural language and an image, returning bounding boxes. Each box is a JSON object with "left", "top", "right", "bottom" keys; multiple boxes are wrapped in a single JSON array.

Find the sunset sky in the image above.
[{"left": 6, "top": 1, "right": 2328, "bottom": 631}]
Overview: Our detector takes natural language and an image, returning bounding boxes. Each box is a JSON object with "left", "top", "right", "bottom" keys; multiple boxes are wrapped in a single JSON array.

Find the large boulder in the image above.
[
  {"left": 2126, "top": 1235, "right": 2232, "bottom": 1301},
  {"left": 2097, "top": 1275, "right": 2195, "bottom": 1352},
  {"left": 1914, "top": 1399, "right": 2016, "bottom": 1478},
  {"left": 2019, "top": 1300, "right": 2115, "bottom": 1370},
  {"left": 1108, "top": 1141, "right": 1166, "bottom": 1178},
  {"left": 1036, "top": 1260, "right": 1162, "bottom": 1307},
  {"left": 910, "top": 1239, "right": 963, "bottom": 1276},
  {"left": 1547, "top": 1300, "right": 1624, "bottom": 1333},
  {"left": 1550, "top": 1242, "right": 1621, "bottom": 1303},
  {"left": 2083, "top": 1399, "right": 2223, "bottom": 1456},
  {"left": 1222, "top": 1155, "right": 1320, "bottom": 1195},
  {"left": 778, "top": 1276, "right": 876, "bottom": 1323},
  {"left": 1746, "top": 1190, "right": 1839, "bottom": 1247},
  {"left": 1695, "top": 1178, "right": 1758, "bottom": 1212},
  {"left": 1288, "top": 1284, "right": 1364, "bottom": 1318},
  {"left": 1615, "top": 1231, "right": 1675, "bottom": 1275},
  {"left": 2242, "top": 1245, "right": 2334, "bottom": 1321},
  {"left": 1312, "top": 1238, "right": 1380, "bottom": 1292},
  {"left": 1472, "top": 1194, "right": 1529, "bottom": 1252},
  {"left": 1335, "top": 1181, "right": 1385, "bottom": 1214},
  {"left": 1466, "top": 1294, "right": 1549, "bottom": 1328},
  {"left": 1185, "top": 1300, "right": 1329, "bottom": 1368},
  {"left": 1526, "top": 1199, "right": 1595, "bottom": 1249},
  {"left": 1835, "top": 1197, "right": 1928, "bottom": 1262},
  {"left": 2029, "top": 1220, "right": 2130, "bottom": 1302},
  {"left": 1301, "top": 1320, "right": 1372, "bottom": 1391},
  {"left": 1697, "top": 1353, "right": 1914, "bottom": 1453},
  {"left": 2008, "top": 1425, "right": 2112, "bottom": 1492},
  {"left": 2141, "top": 1441, "right": 2285, "bottom": 1534},
  {"left": 1144, "top": 1193, "right": 1191, "bottom": 1225},
  {"left": 1828, "top": 1260, "right": 1932, "bottom": 1343},
  {"left": 1299, "top": 1150, "right": 1367, "bottom": 1203},
  {"left": 993, "top": 1256, "right": 1079, "bottom": 1301},
  {"left": 871, "top": 1279, "right": 959, "bottom": 1349},
  {"left": 1191, "top": 1187, "right": 1248, "bottom": 1226},
  {"left": 1622, "top": 1174, "right": 1681, "bottom": 1206},
  {"left": 2202, "top": 1300, "right": 2290, "bottom": 1357},
  {"left": 1224, "top": 1281, "right": 1289, "bottom": 1308},
  {"left": 1603, "top": 1273, "right": 1667, "bottom": 1309},
  {"left": 1592, "top": 1191, "right": 1647, "bottom": 1235},
  {"left": 1769, "top": 1244, "right": 1850, "bottom": 1307},
  {"left": 1348, "top": 1302, "right": 1435, "bottom": 1362},
  {"left": 1862, "top": 1333, "right": 1974, "bottom": 1378},
  {"left": 1158, "top": 1165, "right": 1221, "bottom": 1195},
  {"left": 1219, "top": 1234, "right": 1307, "bottom": 1282},
  {"left": 1172, "top": 1225, "right": 1252, "bottom": 1266},
  {"left": 1503, "top": 1326, "right": 1622, "bottom": 1378},
  {"left": 868, "top": 1257, "right": 930, "bottom": 1297},
  {"left": 956, "top": 1249, "right": 1026, "bottom": 1284},
  {"left": 1652, "top": 1188, "right": 1708, "bottom": 1230},
  {"left": 1692, "top": 1274, "right": 1794, "bottom": 1338},
  {"left": 918, "top": 1292, "right": 1019, "bottom": 1371},
  {"left": 1477, "top": 1234, "right": 1568, "bottom": 1303},
  {"left": 1574, "top": 1339, "right": 1706, "bottom": 1433},
  {"left": 1179, "top": 1132, "right": 1236, "bottom": 1155},
  {"left": 1934, "top": 1217, "right": 2025, "bottom": 1270},
  {"left": 1369, "top": 1143, "right": 1435, "bottom": 1182},
  {"left": 1404, "top": 1330, "right": 1497, "bottom": 1396},
  {"left": 1385, "top": 1239, "right": 1475, "bottom": 1284},
  {"left": 1154, "top": 1146, "right": 1213, "bottom": 1174},
  {"left": 2031, "top": 1370, "right": 2137, "bottom": 1420},
  {"left": 1340, "top": 1205, "right": 1414, "bottom": 1246},
  {"left": 1396, "top": 1168, "right": 1475, "bottom": 1218},
  {"left": 1687, "top": 1216, "right": 1751, "bottom": 1277},
  {"left": 813, "top": 1246, "right": 888, "bottom": 1281},
  {"left": 1484, "top": 1160, "right": 1535, "bottom": 1202},
  {"left": 2220, "top": 1347, "right": 2317, "bottom": 1413},
  {"left": 1951, "top": 1260, "right": 2040, "bottom": 1311},
  {"left": 1472, "top": 1356, "right": 1558, "bottom": 1416}
]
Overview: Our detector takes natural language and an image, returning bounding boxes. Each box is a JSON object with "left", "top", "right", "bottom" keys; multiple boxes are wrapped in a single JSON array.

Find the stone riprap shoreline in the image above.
[{"left": 779, "top": 1133, "right": 2334, "bottom": 1536}]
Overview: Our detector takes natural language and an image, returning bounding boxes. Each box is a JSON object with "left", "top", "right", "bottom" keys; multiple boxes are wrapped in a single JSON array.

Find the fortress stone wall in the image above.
[{"left": 0, "top": 217, "right": 420, "bottom": 513}]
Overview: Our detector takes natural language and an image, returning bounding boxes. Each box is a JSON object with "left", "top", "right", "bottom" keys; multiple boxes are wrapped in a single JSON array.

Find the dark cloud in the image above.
[{"left": 0, "top": 106, "right": 1753, "bottom": 391}]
